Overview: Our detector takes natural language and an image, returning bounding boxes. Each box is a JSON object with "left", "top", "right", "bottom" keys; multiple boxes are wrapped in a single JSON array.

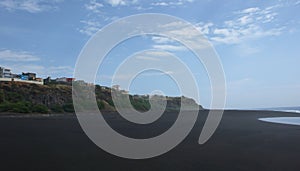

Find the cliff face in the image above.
[
  {"left": 0, "top": 82, "right": 72, "bottom": 106},
  {"left": 0, "top": 81, "right": 203, "bottom": 113}
]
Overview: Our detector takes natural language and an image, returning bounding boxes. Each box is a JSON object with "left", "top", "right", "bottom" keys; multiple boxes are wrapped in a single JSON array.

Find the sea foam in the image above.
[{"left": 259, "top": 117, "right": 300, "bottom": 126}]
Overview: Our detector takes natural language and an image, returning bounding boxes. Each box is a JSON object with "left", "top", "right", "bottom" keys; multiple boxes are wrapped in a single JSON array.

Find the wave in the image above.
[
  {"left": 259, "top": 117, "right": 300, "bottom": 126},
  {"left": 277, "top": 110, "right": 300, "bottom": 114},
  {"left": 261, "top": 107, "right": 300, "bottom": 114}
]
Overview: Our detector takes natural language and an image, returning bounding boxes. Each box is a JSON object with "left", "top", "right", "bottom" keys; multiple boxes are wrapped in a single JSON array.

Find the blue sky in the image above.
[{"left": 0, "top": 0, "right": 299, "bottom": 109}]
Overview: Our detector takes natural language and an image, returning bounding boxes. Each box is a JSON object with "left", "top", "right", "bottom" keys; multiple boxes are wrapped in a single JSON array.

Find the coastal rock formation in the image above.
[{"left": 0, "top": 81, "right": 203, "bottom": 113}]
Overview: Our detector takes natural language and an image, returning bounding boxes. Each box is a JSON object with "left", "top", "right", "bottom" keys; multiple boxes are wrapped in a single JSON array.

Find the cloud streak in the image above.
[
  {"left": 208, "top": 5, "right": 284, "bottom": 44},
  {"left": 0, "top": 49, "right": 73, "bottom": 77},
  {"left": 78, "top": 20, "right": 102, "bottom": 36},
  {"left": 0, "top": 49, "right": 40, "bottom": 62},
  {"left": 0, "top": 0, "right": 63, "bottom": 13},
  {"left": 4, "top": 64, "right": 74, "bottom": 77},
  {"left": 106, "top": 0, "right": 139, "bottom": 7},
  {"left": 85, "top": 0, "right": 103, "bottom": 13},
  {"left": 152, "top": 44, "right": 187, "bottom": 51},
  {"left": 151, "top": 0, "right": 194, "bottom": 7}
]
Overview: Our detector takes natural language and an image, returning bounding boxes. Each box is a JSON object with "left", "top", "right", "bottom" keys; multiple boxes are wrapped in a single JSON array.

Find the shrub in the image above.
[
  {"left": 32, "top": 104, "right": 49, "bottom": 114},
  {"left": 13, "top": 101, "right": 31, "bottom": 113},
  {"left": 97, "top": 100, "right": 105, "bottom": 109},
  {"left": 0, "top": 101, "right": 11, "bottom": 112},
  {"left": 50, "top": 105, "right": 64, "bottom": 113},
  {"left": 0, "top": 101, "right": 31, "bottom": 113},
  {"left": 130, "top": 98, "right": 150, "bottom": 112},
  {"left": 63, "top": 103, "right": 75, "bottom": 113},
  {"left": 107, "top": 99, "right": 114, "bottom": 107}
]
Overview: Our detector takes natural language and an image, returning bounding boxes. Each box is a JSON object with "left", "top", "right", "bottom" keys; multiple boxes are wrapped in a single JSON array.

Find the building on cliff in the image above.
[
  {"left": 0, "top": 67, "right": 12, "bottom": 78},
  {"left": 0, "top": 66, "right": 43, "bottom": 85}
]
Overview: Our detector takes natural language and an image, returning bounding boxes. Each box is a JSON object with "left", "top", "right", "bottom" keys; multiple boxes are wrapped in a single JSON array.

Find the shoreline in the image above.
[{"left": 1, "top": 108, "right": 299, "bottom": 117}]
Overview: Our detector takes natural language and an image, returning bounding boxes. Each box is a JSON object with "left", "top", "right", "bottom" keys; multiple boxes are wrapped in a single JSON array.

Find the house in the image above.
[
  {"left": 0, "top": 67, "right": 12, "bottom": 78},
  {"left": 22, "top": 72, "right": 36, "bottom": 80},
  {"left": 12, "top": 74, "right": 20, "bottom": 78},
  {"left": 56, "top": 77, "right": 67, "bottom": 82},
  {"left": 56, "top": 77, "right": 75, "bottom": 83},
  {"left": 66, "top": 78, "right": 75, "bottom": 82},
  {"left": 20, "top": 75, "right": 28, "bottom": 80},
  {"left": 0, "top": 67, "right": 43, "bottom": 85},
  {"left": 43, "top": 76, "right": 51, "bottom": 84},
  {"left": 35, "top": 78, "right": 43, "bottom": 82}
]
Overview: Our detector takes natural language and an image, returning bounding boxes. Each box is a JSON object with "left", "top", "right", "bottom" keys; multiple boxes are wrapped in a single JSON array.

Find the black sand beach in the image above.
[{"left": 0, "top": 110, "right": 300, "bottom": 171}]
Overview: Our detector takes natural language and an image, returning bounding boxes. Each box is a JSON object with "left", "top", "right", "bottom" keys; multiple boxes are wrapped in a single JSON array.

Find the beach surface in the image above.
[{"left": 0, "top": 110, "right": 300, "bottom": 171}]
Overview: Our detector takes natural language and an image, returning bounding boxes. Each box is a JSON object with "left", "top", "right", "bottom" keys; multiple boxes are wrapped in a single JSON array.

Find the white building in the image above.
[
  {"left": 0, "top": 67, "right": 12, "bottom": 78},
  {"left": 56, "top": 77, "right": 67, "bottom": 82},
  {"left": 0, "top": 66, "right": 43, "bottom": 85}
]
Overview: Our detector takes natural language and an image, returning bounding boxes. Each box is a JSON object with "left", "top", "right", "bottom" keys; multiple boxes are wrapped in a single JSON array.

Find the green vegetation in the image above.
[
  {"left": 62, "top": 103, "right": 75, "bottom": 113},
  {"left": 0, "top": 82, "right": 74, "bottom": 114},
  {"left": 130, "top": 96, "right": 151, "bottom": 112},
  {"left": 32, "top": 104, "right": 49, "bottom": 113},
  {"left": 50, "top": 105, "right": 64, "bottom": 113},
  {"left": 0, "top": 101, "right": 49, "bottom": 113},
  {"left": 97, "top": 100, "right": 105, "bottom": 110},
  {"left": 0, "top": 81, "right": 202, "bottom": 114}
]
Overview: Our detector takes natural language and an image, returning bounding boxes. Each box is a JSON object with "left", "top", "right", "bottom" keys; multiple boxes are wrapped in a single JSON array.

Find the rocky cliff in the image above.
[{"left": 0, "top": 81, "right": 203, "bottom": 113}]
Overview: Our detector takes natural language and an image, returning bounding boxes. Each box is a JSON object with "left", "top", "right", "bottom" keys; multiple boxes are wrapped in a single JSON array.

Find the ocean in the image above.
[
  {"left": 258, "top": 106, "right": 300, "bottom": 126},
  {"left": 261, "top": 106, "right": 300, "bottom": 114}
]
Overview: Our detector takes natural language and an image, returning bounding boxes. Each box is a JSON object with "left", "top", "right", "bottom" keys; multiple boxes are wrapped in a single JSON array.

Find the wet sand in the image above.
[{"left": 0, "top": 110, "right": 300, "bottom": 171}]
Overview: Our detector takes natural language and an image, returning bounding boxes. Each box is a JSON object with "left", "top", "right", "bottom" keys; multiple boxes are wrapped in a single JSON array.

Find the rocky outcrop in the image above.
[{"left": 0, "top": 81, "right": 203, "bottom": 113}]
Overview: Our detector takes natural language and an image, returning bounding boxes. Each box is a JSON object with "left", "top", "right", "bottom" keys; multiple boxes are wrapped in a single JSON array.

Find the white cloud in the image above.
[
  {"left": 151, "top": 0, "right": 194, "bottom": 7},
  {"left": 106, "top": 0, "right": 138, "bottom": 7},
  {"left": 209, "top": 5, "right": 284, "bottom": 44},
  {"left": 135, "top": 56, "right": 160, "bottom": 61},
  {"left": 0, "top": 49, "right": 73, "bottom": 77},
  {"left": 148, "top": 4, "right": 284, "bottom": 54},
  {"left": 151, "top": 2, "right": 168, "bottom": 6},
  {"left": 5, "top": 64, "right": 74, "bottom": 77},
  {"left": 85, "top": 0, "right": 103, "bottom": 13},
  {"left": 152, "top": 44, "right": 186, "bottom": 51},
  {"left": 106, "top": 0, "right": 126, "bottom": 6},
  {"left": 240, "top": 7, "right": 260, "bottom": 14},
  {"left": 79, "top": 16, "right": 120, "bottom": 36},
  {"left": 237, "top": 15, "right": 253, "bottom": 25},
  {"left": 151, "top": 36, "right": 174, "bottom": 44},
  {"left": 195, "top": 22, "right": 213, "bottom": 35},
  {"left": 211, "top": 26, "right": 283, "bottom": 44},
  {"left": 150, "top": 21, "right": 211, "bottom": 51},
  {"left": 0, "top": 49, "right": 40, "bottom": 62},
  {"left": 144, "top": 51, "right": 172, "bottom": 57},
  {"left": 84, "top": 0, "right": 139, "bottom": 9},
  {"left": 135, "top": 51, "right": 176, "bottom": 61},
  {"left": 78, "top": 20, "right": 102, "bottom": 36},
  {"left": 0, "top": 0, "right": 63, "bottom": 13}
]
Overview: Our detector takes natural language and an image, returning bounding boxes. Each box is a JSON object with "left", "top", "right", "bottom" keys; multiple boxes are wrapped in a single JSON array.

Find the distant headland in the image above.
[{"left": 0, "top": 66, "right": 202, "bottom": 114}]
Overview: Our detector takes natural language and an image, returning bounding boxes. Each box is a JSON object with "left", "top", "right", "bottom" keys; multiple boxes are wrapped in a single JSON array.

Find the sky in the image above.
[{"left": 0, "top": 0, "right": 299, "bottom": 109}]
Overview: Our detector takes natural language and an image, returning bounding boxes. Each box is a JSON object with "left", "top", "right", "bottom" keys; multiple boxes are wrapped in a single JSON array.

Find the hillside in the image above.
[{"left": 0, "top": 81, "right": 203, "bottom": 114}]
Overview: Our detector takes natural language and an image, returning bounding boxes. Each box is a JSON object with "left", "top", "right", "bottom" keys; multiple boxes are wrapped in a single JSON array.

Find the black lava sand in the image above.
[{"left": 0, "top": 110, "right": 300, "bottom": 171}]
